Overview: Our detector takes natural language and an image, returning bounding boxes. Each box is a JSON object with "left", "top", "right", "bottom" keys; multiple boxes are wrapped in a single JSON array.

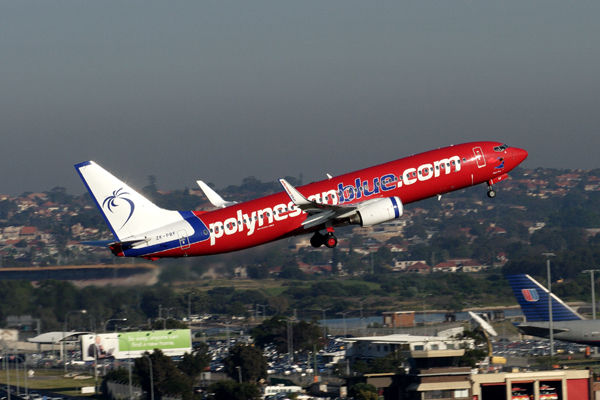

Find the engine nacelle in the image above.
[{"left": 351, "top": 196, "right": 403, "bottom": 227}]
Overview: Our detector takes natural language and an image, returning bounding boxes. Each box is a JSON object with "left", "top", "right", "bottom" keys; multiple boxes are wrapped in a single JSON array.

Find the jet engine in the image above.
[{"left": 348, "top": 197, "right": 403, "bottom": 227}]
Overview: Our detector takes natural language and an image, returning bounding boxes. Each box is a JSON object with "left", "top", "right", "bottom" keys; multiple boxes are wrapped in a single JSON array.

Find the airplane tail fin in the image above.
[
  {"left": 506, "top": 274, "right": 583, "bottom": 322},
  {"left": 75, "top": 161, "right": 183, "bottom": 242}
]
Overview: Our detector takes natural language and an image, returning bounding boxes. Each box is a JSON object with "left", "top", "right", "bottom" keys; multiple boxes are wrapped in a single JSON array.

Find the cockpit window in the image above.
[{"left": 493, "top": 144, "right": 509, "bottom": 152}]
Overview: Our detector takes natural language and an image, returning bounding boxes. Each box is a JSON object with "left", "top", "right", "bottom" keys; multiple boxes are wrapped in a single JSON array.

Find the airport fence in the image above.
[{"left": 106, "top": 381, "right": 182, "bottom": 400}]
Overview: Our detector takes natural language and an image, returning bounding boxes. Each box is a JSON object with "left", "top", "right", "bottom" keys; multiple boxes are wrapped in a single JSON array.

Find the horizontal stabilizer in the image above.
[
  {"left": 517, "top": 323, "right": 570, "bottom": 338},
  {"left": 197, "top": 180, "right": 236, "bottom": 208},
  {"left": 79, "top": 240, "right": 114, "bottom": 247},
  {"left": 81, "top": 237, "right": 150, "bottom": 248}
]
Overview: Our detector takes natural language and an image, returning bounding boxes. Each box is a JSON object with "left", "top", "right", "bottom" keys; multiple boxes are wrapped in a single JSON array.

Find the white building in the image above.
[{"left": 344, "top": 328, "right": 473, "bottom": 360}]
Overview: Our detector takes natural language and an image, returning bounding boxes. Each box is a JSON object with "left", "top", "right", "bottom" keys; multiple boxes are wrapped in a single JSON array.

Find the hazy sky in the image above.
[{"left": 2, "top": 2, "right": 599, "bottom": 196}]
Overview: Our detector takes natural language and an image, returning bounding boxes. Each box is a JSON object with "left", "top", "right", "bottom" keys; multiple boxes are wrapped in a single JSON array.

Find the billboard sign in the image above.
[{"left": 81, "top": 329, "right": 192, "bottom": 361}]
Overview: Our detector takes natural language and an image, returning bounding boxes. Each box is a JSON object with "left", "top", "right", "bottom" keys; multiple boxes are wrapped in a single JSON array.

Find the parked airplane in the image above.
[
  {"left": 75, "top": 141, "right": 527, "bottom": 260},
  {"left": 507, "top": 274, "right": 600, "bottom": 347}
]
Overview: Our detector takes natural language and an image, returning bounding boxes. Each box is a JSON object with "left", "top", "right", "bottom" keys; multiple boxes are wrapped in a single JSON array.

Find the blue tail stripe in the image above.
[
  {"left": 506, "top": 274, "right": 582, "bottom": 321},
  {"left": 121, "top": 212, "right": 210, "bottom": 257}
]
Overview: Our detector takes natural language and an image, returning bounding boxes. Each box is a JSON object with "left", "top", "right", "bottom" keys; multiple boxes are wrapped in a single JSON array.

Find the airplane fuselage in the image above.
[
  {"left": 111, "top": 141, "right": 526, "bottom": 259},
  {"left": 518, "top": 321, "right": 600, "bottom": 347}
]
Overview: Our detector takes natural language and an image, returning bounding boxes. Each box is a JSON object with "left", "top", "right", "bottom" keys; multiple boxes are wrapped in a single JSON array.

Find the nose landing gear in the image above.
[{"left": 487, "top": 185, "right": 496, "bottom": 198}]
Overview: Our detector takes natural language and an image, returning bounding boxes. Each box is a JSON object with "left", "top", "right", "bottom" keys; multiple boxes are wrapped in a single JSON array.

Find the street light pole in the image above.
[
  {"left": 543, "top": 253, "right": 556, "bottom": 357},
  {"left": 188, "top": 293, "right": 192, "bottom": 327},
  {"left": 64, "top": 309, "right": 87, "bottom": 372},
  {"left": 423, "top": 293, "right": 432, "bottom": 337},
  {"left": 143, "top": 354, "right": 154, "bottom": 400},
  {"left": 359, "top": 300, "right": 365, "bottom": 335},
  {"left": 257, "top": 304, "right": 267, "bottom": 322},
  {"left": 117, "top": 335, "right": 133, "bottom": 398},
  {"left": 15, "top": 350, "right": 19, "bottom": 397},
  {"left": 319, "top": 308, "right": 330, "bottom": 339},
  {"left": 5, "top": 349, "right": 10, "bottom": 400},
  {"left": 14, "top": 356, "right": 27, "bottom": 397},
  {"left": 236, "top": 366, "right": 242, "bottom": 383},
  {"left": 582, "top": 269, "right": 600, "bottom": 357},
  {"left": 104, "top": 318, "right": 127, "bottom": 333},
  {"left": 582, "top": 270, "right": 600, "bottom": 320},
  {"left": 337, "top": 311, "right": 350, "bottom": 338}
]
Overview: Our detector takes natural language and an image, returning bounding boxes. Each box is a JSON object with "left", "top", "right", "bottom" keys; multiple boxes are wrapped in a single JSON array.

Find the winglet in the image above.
[
  {"left": 197, "top": 180, "right": 236, "bottom": 208},
  {"left": 279, "top": 179, "right": 312, "bottom": 207}
]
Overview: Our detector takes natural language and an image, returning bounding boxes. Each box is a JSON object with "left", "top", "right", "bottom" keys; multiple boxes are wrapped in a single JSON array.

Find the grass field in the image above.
[{"left": 0, "top": 369, "right": 97, "bottom": 397}]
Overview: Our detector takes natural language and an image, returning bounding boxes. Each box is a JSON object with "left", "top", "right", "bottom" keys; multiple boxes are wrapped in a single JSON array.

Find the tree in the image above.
[
  {"left": 150, "top": 318, "right": 188, "bottom": 330},
  {"left": 458, "top": 330, "right": 488, "bottom": 368},
  {"left": 135, "top": 350, "right": 193, "bottom": 400},
  {"left": 247, "top": 264, "right": 270, "bottom": 279},
  {"left": 224, "top": 343, "right": 268, "bottom": 383},
  {"left": 352, "top": 352, "right": 405, "bottom": 374},
  {"left": 178, "top": 343, "right": 211, "bottom": 383},
  {"left": 208, "top": 380, "right": 261, "bottom": 400},
  {"left": 291, "top": 319, "right": 323, "bottom": 354},
  {"left": 279, "top": 265, "right": 306, "bottom": 280},
  {"left": 251, "top": 316, "right": 322, "bottom": 355},
  {"left": 268, "top": 296, "right": 289, "bottom": 315},
  {"left": 142, "top": 175, "right": 159, "bottom": 201},
  {"left": 405, "top": 223, "right": 427, "bottom": 240},
  {"left": 251, "top": 315, "right": 289, "bottom": 352},
  {"left": 102, "top": 367, "right": 138, "bottom": 396},
  {"left": 349, "top": 383, "right": 378, "bottom": 400}
]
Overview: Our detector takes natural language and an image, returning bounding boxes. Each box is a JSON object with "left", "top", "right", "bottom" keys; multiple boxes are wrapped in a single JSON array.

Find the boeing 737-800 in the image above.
[{"left": 75, "top": 141, "right": 527, "bottom": 260}]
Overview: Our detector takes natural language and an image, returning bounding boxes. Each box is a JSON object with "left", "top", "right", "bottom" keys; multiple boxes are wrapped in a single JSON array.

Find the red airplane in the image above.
[{"left": 75, "top": 141, "right": 527, "bottom": 259}]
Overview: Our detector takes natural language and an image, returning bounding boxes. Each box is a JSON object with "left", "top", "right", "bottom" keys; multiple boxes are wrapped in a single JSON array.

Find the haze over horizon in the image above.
[{"left": 2, "top": 2, "right": 599, "bottom": 197}]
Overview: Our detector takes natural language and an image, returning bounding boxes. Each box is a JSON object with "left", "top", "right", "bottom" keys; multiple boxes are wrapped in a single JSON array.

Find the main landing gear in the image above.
[{"left": 310, "top": 229, "right": 338, "bottom": 248}]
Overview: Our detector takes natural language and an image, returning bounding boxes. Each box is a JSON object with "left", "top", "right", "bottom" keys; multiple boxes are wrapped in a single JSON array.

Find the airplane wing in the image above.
[
  {"left": 197, "top": 180, "right": 237, "bottom": 208},
  {"left": 280, "top": 179, "right": 403, "bottom": 229},
  {"left": 279, "top": 178, "right": 358, "bottom": 229}
]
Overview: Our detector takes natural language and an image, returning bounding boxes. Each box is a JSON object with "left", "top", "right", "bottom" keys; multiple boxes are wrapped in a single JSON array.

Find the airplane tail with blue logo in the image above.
[
  {"left": 506, "top": 274, "right": 583, "bottom": 322},
  {"left": 74, "top": 161, "right": 184, "bottom": 242}
]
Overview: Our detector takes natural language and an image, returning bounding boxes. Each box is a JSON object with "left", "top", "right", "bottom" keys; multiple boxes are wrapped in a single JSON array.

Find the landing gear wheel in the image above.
[
  {"left": 487, "top": 188, "right": 496, "bottom": 198},
  {"left": 324, "top": 234, "right": 338, "bottom": 249},
  {"left": 310, "top": 233, "right": 324, "bottom": 248}
]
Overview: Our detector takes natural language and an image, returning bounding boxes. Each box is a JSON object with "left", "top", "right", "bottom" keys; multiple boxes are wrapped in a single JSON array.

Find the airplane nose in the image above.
[{"left": 512, "top": 147, "right": 528, "bottom": 164}]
